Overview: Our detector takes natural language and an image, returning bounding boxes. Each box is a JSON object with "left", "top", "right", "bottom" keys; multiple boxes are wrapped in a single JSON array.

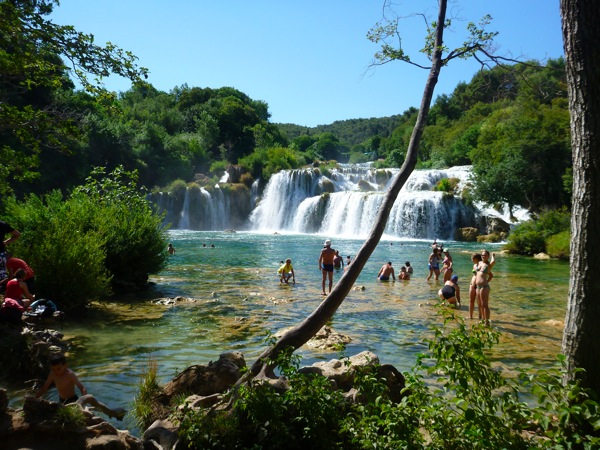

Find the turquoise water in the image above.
[{"left": 8, "top": 231, "right": 569, "bottom": 431}]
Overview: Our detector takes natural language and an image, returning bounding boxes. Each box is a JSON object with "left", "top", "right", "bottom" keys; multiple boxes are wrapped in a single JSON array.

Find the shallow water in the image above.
[{"left": 8, "top": 231, "right": 569, "bottom": 432}]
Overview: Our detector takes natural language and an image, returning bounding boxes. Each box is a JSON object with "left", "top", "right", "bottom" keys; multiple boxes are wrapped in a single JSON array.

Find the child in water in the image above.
[{"left": 36, "top": 353, "right": 87, "bottom": 404}]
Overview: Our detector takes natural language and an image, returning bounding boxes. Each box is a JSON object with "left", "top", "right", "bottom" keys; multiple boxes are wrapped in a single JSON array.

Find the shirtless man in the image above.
[
  {"left": 377, "top": 261, "right": 396, "bottom": 281},
  {"left": 319, "top": 240, "right": 336, "bottom": 295},
  {"left": 36, "top": 353, "right": 87, "bottom": 404}
]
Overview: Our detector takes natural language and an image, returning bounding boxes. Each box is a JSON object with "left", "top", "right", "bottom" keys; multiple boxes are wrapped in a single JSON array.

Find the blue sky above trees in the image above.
[{"left": 51, "top": 0, "right": 563, "bottom": 127}]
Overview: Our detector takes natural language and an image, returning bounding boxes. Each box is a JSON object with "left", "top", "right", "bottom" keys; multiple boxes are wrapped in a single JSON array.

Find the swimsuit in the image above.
[
  {"left": 379, "top": 275, "right": 390, "bottom": 281},
  {"left": 476, "top": 285, "right": 490, "bottom": 290},
  {"left": 322, "top": 264, "right": 334, "bottom": 272},
  {"left": 441, "top": 285, "right": 456, "bottom": 299},
  {"left": 60, "top": 395, "right": 79, "bottom": 405}
]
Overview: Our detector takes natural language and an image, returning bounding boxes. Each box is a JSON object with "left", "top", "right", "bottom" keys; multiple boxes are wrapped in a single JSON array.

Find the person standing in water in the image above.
[
  {"left": 168, "top": 243, "right": 176, "bottom": 255},
  {"left": 319, "top": 240, "right": 336, "bottom": 295},
  {"left": 333, "top": 250, "right": 344, "bottom": 270}
]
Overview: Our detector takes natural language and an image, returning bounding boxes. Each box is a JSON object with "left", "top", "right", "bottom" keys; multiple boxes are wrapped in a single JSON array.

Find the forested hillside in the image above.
[{"left": 1, "top": 0, "right": 569, "bottom": 214}]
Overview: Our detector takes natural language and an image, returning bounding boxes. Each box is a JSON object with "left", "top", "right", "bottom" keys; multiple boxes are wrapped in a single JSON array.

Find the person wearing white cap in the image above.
[{"left": 318, "top": 239, "right": 336, "bottom": 295}]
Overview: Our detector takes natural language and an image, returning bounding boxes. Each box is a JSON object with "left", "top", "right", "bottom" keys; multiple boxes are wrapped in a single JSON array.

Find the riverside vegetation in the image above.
[{"left": 133, "top": 309, "right": 600, "bottom": 449}]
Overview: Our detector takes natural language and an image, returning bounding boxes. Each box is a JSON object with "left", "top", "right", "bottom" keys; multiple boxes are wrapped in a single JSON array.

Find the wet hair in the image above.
[
  {"left": 14, "top": 268, "right": 26, "bottom": 279},
  {"left": 388, "top": 261, "right": 392, "bottom": 265},
  {"left": 50, "top": 353, "right": 67, "bottom": 366},
  {"left": 405, "top": 261, "right": 411, "bottom": 266}
]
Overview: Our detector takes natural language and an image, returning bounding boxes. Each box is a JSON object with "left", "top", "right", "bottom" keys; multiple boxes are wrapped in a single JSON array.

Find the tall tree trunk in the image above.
[
  {"left": 560, "top": 0, "right": 600, "bottom": 393},
  {"left": 245, "top": 0, "right": 449, "bottom": 380}
]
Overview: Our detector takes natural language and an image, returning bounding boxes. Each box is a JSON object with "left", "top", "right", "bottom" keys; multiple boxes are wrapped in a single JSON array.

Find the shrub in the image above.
[
  {"left": 546, "top": 230, "right": 570, "bottom": 259},
  {"left": 505, "top": 209, "right": 571, "bottom": 256},
  {"left": 132, "top": 359, "right": 165, "bottom": 431},
  {"left": 4, "top": 166, "right": 168, "bottom": 310},
  {"left": 5, "top": 191, "right": 111, "bottom": 311}
]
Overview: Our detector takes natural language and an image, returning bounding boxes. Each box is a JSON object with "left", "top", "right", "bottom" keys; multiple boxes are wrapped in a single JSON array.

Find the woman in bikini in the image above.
[
  {"left": 441, "top": 249, "right": 453, "bottom": 282},
  {"left": 475, "top": 250, "right": 495, "bottom": 325},
  {"left": 469, "top": 253, "right": 482, "bottom": 320},
  {"left": 427, "top": 247, "right": 442, "bottom": 281}
]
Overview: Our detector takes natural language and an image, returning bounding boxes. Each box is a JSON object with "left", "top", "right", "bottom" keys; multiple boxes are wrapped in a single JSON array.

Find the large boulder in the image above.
[
  {"left": 162, "top": 352, "right": 246, "bottom": 400},
  {"left": 455, "top": 227, "right": 479, "bottom": 242},
  {"left": 1, "top": 396, "right": 143, "bottom": 450}
]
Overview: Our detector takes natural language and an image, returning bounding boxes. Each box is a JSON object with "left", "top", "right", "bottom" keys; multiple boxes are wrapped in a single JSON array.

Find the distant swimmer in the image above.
[
  {"left": 168, "top": 243, "right": 176, "bottom": 255},
  {"left": 319, "top": 239, "right": 336, "bottom": 295},
  {"left": 377, "top": 261, "right": 396, "bottom": 281},
  {"left": 277, "top": 258, "right": 295, "bottom": 284}
]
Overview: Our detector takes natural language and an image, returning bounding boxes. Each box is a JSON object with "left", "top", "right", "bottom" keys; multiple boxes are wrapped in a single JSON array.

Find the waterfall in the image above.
[
  {"left": 152, "top": 164, "right": 511, "bottom": 239},
  {"left": 250, "top": 165, "right": 478, "bottom": 240}
]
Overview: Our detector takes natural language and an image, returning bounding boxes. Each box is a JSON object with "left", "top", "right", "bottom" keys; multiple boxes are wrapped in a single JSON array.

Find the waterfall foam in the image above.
[
  {"left": 154, "top": 164, "right": 524, "bottom": 239},
  {"left": 250, "top": 164, "right": 478, "bottom": 239}
]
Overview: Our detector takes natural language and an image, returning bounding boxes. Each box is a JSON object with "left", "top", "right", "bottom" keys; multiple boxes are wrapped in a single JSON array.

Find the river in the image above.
[{"left": 7, "top": 230, "right": 569, "bottom": 433}]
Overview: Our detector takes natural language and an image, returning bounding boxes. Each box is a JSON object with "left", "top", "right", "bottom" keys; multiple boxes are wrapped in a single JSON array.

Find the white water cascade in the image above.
[{"left": 250, "top": 165, "right": 479, "bottom": 240}]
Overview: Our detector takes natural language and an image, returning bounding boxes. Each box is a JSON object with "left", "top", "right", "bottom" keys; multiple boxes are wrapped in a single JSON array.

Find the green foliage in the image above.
[
  {"left": 132, "top": 359, "right": 164, "bottom": 431},
  {"left": 546, "top": 230, "right": 571, "bottom": 260},
  {"left": 433, "top": 177, "right": 460, "bottom": 193},
  {"left": 519, "top": 355, "right": 600, "bottom": 448},
  {"left": 53, "top": 405, "right": 87, "bottom": 429},
  {"left": 176, "top": 346, "right": 348, "bottom": 449},
  {"left": 71, "top": 166, "right": 168, "bottom": 290},
  {"left": 505, "top": 209, "right": 571, "bottom": 256},
  {"left": 4, "top": 191, "right": 111, "bottom": 311},
  {"left": 0, "top": 0, "right": 147, "bottom": 197},
  {"left": 4, "top": 166, "right": 167, "bottom": 310},
  {"left": 171, "top": 309, "right": 600, "bottom": 449}
]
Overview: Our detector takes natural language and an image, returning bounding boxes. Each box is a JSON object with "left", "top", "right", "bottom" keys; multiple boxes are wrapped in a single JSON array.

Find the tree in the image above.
[
  {"left": 240, "top": 0, "right": 504, "bottom": 382},
  {"left": 0, "top": 0, "right": 147, "bottom": 197},
  {"left": 560, "top": 0, "right": 600, "bottom": 394}
]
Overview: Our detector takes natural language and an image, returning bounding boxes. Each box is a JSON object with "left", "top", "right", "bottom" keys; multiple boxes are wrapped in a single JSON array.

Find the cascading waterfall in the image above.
[
  {"left": 153, "top": 164, "right": 507, "bottom": 239},
  {"left": 250, "top": 165, "right": 478, "bottom": 240}
]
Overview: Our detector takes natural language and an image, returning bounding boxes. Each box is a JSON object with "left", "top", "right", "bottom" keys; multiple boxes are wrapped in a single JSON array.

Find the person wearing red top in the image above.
[
  {"left": 5, "top": 254, "right": 35, "bottom": 293},
  {"left": 1, "top": 268, "right": 33, "bottom": 324}
]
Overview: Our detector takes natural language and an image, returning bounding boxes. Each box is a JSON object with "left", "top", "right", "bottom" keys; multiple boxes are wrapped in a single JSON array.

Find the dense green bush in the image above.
[
  {"left": 505, "top": 209, "right": 571, "bottom": 256},
  {"left": 4, "top": 191, "right": 111, "bottom": 311},
  {"left": 546, "top": 230, "right": 570, "bottom": 260},
  {"left": 170, "top": 309, "right": 600, "bottom": 449},
  {"left": 4, "top": 166, "right": 168, "bottom": 311}
]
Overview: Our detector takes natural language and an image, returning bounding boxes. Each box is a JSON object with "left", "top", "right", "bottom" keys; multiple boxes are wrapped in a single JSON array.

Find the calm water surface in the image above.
[{"left": 9, "top": 231, "right": 569, "bottom": 431}]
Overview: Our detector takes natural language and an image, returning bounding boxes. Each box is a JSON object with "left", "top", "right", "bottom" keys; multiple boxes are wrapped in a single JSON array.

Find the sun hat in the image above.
[{"left": 324, "top": 239, "right": 331, "bottom": 247}]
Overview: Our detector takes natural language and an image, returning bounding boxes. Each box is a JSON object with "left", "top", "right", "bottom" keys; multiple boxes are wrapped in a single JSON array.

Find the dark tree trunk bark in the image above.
[
  {"left": 560, "top": 0, "right": 600, "bottom": 393},
  {"left": 244, "top": 0, "right": 449, "bottom": 380}
]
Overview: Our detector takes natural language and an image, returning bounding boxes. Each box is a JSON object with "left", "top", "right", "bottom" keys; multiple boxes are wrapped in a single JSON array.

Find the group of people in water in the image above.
[
  {"left": 429, "top": 241, "right": 495, "bottom": 325},
  {"left": 278, "top": 238, "right": 496, "bottom": 325}
]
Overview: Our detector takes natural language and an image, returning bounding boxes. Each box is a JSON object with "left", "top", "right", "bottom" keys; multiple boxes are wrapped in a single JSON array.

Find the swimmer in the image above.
[
  {"left": 377, "top": 261, "right": 396, "bottom": 281},
  {"left": 438, "top": 274, "right": 461, "bottom": 307}
]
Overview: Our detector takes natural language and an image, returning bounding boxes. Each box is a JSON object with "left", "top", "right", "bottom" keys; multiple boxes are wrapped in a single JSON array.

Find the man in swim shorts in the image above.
[
  {"left": 377, "top": 261, "right": 396, "bottom": 281},
  {"left": 319, "top": 239, "right": 336, "bottom": 295}
]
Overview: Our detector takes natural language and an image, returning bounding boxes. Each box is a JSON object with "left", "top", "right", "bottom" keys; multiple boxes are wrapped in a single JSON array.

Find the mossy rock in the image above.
[
  {"left": 358, "top": 179, "right": 374, "bottom": 191},
  {"left": 476, "top": 233, "right": 505, "bottom": 243},
  {"left": 321, "top": 179, "right": 335, "bottom": 193}
]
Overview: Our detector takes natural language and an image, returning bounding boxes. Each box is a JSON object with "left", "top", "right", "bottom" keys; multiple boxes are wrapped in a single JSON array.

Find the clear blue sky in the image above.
[{"left": 51, "top": 1, "right": 564, "bottom": 127}]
